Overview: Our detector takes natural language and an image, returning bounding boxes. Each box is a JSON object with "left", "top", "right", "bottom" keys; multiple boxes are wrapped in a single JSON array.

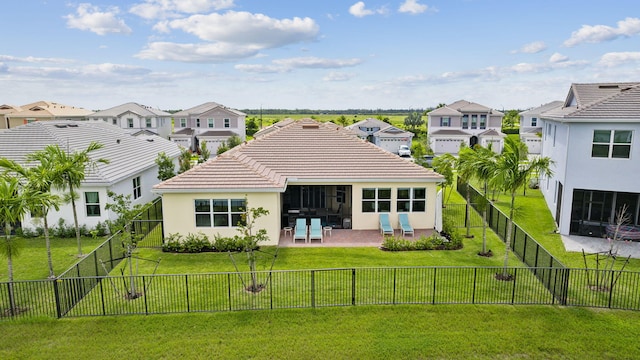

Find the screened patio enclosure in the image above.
[
  {"left": 570, "top": 189, "right": 640, "bottom": 238},
  {"left": 281, "top": 185, "right": 352, "bottom": 229}
]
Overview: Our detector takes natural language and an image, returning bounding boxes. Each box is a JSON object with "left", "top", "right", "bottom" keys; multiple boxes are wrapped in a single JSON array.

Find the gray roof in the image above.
[
  {"left": 89, "top": 102, "right": 171, "bottom": 118},
  {"left": 429, "top": 100, "right": 503, "bottom": 116},
  {"left": 198, "top": 130, "right": 237, "bottom": 137},
  {"left": 478, "top": 129, "right": 506, "bottom": 137},
  {"left": 169, "top": 128, "right": 195, "bottom": 137},
  {"left": 0, "top": 121, "right": 181, "bottom": 185},
  {"left": 519, "top": 101, "right": 563, "bottom": 116},
  {"left": 543, "top": 82, "right": 640, "bottom": 120},
  {"left": 429, "top": 129, "right": 470, "bottom": 136},
  {"left": 172, "top": 102, "right": 246, "bottom": 117},
  {"left": 374, "top": 126, "right": 414, "bottom": 138}
]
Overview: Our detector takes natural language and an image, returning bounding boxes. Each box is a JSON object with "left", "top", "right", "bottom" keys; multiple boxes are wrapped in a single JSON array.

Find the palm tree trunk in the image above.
[
  {"left": 481, "top": 181, "right": 488, "bottom": 254},
  {"left": 69, "top": 181, "right": 82, "bottom": 256},
  {"left": 502, "top": 192, "right": 516, "bottom": 274},
  {"left": 44, "top": 212, "right": 54, "bottom": 278},
  {"left": 5, "top": 222, "right": 17, "bottom": 315},
  {"left": 465, "top": 183, "right": 471, "bottom": 238}
]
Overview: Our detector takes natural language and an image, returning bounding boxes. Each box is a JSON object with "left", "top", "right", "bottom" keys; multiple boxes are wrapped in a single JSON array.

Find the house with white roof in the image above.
[
  {"left": 153, "top": 119, "right": 444, "bottom": 246},
  {"left": 87, "top": 102, "right": 172, "bottom": 138},
  {"left": 169, "top": 102, "right": 246, "bottom": 153},
  {"left": 519, "top": 101, "right": 563, "bottom": 155},
  {"left": 539, "top": 82, "right": 640, "bottom": 239},
  {"left": 2, "top": 101, "right": 92, "bottom": 129},
  {"left": 346, "top": 118, "right": 414, "bottom": 155},
  {"left": 427, "top": 100, "right": 505, "bottom": 155},
  {"left": 0, "top": 121, "right": 181, "bottom": 231}
]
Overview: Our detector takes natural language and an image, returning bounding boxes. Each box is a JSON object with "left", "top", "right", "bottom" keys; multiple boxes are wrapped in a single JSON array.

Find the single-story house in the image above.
[
  {"left": 153, "top": 119, "right": 444, "bottom": 246},
  {"left": 346, "top": 118, "right": 414, "bottom": 154},
  {"left": 0, "top": 121, "right": 181, "bottom": 231}
]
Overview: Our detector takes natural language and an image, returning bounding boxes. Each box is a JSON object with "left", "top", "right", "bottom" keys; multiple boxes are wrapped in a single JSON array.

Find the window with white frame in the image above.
[
  {"left": 440, "top": 117, "right": 450, "bottom": 127},
  {"left": 133, "top": 176, "right": 141, "bottom": 199},
  {"left": 397, "top": 188, "right": 426, "bottom": 212},
  {"left": 592, "top": 130, "right": 632, "bottom": 159},
  {"left": 85, "top": 192, "right": 101, "bottom": 217},
  {"left": 480, "top": 115, "right": 486, "bottom": 129},
  {"left": 112, "top": 118, "right": 117, "bottom": 125},
  {"left": 196, "top": 118, "right": 201, "bottom": 128},
  {"left": 146, "top": 118, "right": 152, "bottom": 128},
  {"left": 208, "top": 118, "right": 214, "bottom": 128},
  {"left": 531, "top": 117, "right": 537, "bottom": 127},
  {"left": 195, "top": 199, "right": 246, "bottom": 227},
  {"left": 224, "top": 118, "right": 230, "bottom": 128},
  {"left": 462, "top": 115, "right": 468, "bottom": 129},
  {"left": 362, "top": 188, "right": 391, "bottom": 213},
  {"left": 179, "top": 118, "right": 187, "bottom": 127},
  {"left": 471, "top": 115, "right": 477, "bottom": 129},
  {"left": 127, "top": 118, "right": 134, "bottom": 128}
]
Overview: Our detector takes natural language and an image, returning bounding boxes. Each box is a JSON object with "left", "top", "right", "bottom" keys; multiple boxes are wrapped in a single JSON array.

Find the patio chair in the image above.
[
  {"left": 398, "top": 213, "right": 414, "bottom": 237},
  {"left": 379, "top": 213, "right": 394, "bottom": 236},
  {"left": 293, "top": 218, "right": 308, "bottom": 243},
  {"left": 309, "top": 218, "right": 323, "bottom": 243}
]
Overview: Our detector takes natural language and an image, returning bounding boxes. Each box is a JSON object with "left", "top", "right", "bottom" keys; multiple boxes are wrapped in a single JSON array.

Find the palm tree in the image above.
[
  {"left": 465, "top": 144, "right": 498, "bottom": 255},
  {"left": 432, "top": 153, "right": 456, "bottom": 206},
  {"left": 494, "top": 137, "right": 553, "bottom": 277},
  {"left": 46, "top": 142, "right": 109, "bottom": 257},
  {"left": 0, "top": 157, "right": 61, "bottom": 278},
  {"left": 0, "top": 174, "right": 51, "bottom": 315},
  {"left": 456, "top": 145, "right": 477, "bottom": 238}
]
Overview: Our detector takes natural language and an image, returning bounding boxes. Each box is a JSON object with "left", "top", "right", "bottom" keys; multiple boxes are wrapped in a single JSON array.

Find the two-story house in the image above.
[
  {"left": 427, "top": 100, "right": 505, "bottom": 155},
  {"left": 540, "top": 82, "right": 640, "bottom": 239},
  {"left": 519, "top": 101, "right": 563, "bottom": 155},
  {"left": 169, "top": 102, "right": 246, "bottom": 153},
  {"left": 2, "top": 101, "right": 92, "bottom": 129},
  {"left": 345, "top": 118, "right": 414, "bottom": 154},
  {"left": 87, "top": 102, "right": 172, "bottom": 138}
]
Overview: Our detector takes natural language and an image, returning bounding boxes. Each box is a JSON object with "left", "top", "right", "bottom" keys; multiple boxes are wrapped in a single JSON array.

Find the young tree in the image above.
[
  {"left": 198, "top": 141, "right": 211, "bottom": 163},
  {"left": 502, "top": 110, "right": 519, "bottom": 130},
  {"left": 234, "top": 201, "right": 270, "bottom": 293},
  {"left": 456, "top": 145, "right": 477, "bottom": 238},
  {"left": 432, "top": 153, "right": 456, "bottom": 206},
  {"left": 155, "top": 152, "right": 176, "bottom": 181},
  {"left": 335, "top": 115, "right": 348, "bottom": 127},
  {"left": 45, "top": 142, "right": 109, "bottom": 257},
  {"left": 0, "top": 156, "right": 62, "bottom": 278},
  {"left": 178, "top": 147, "right": 193, "bottom": 173},
  {"left": 403, "top": 111, "right": 424, "bottom": 133},
  {"left": 464, "top": 144, "right": 498, "bottom": 255},
  {"left": 494, "top": 137, "right": 553, "bottom": 278}
]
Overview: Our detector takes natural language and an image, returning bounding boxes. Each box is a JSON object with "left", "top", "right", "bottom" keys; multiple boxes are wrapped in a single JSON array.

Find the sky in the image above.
[{"left": 1, "top": 0, "right": 640, "bottom": 111}]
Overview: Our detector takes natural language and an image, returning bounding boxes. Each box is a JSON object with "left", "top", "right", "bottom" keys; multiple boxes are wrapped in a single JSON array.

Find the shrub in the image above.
[
  {"left": 162, "top": 233, "right": 185, "bottom": 252},
  {"left": 212, "top": 235, "right": 246, "bottom": 252},
  {"left": 53, "top": 218, "right": 76, "bottom": 238},
  {"left": 162, "top": 233, "right": 253, "bottom": 253},
  {"left": 382, "top": 232, "right": 463, "bottom": 251}
]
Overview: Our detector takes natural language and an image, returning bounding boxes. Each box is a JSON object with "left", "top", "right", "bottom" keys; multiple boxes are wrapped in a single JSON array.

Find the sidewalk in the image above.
[{"left": 561, "top": 234, "right": 640, "bottom": 259}]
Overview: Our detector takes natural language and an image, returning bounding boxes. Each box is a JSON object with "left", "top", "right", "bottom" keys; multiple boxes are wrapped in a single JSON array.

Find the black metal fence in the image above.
[{"left": 4, "top": 265, "right": 640, "bottom": 319}]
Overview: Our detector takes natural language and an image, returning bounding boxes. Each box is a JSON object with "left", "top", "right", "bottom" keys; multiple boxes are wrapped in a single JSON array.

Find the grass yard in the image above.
[
  {"left": 0, "top": 236, "right": 107, "bottom": 281},
  {"left": 1, "top": 305, "right": 639, "bottom": 359}
]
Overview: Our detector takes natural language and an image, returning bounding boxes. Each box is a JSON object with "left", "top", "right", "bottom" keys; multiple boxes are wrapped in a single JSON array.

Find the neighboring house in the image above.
[
  {"left": 153, "top": 119, "right": 444, "bottom": 246},
  {"left": 169, "top": 102, "right": 246, "bottom": 153},
  {"left": 87, "top": 102, "right": 172, "bottom": 139},
  {"left": 3, "top": 101, "right": 92, "bottom": 129},
  {"left": 427, "top": 100, "right": 505, "bottom": 155},
  {"left": 0, "top": 121, "right": 181, "bottom": 231},
  {"left": 0, "top": 104, "right": 22, "bottom": 130},
  {"left": 539, "top": 82, "right": 640, "bottom": 239},
  {"left": 519, "top": 101, "right": 563, "bottom": 155},
  {"left": 253, "top": 118, "right": 295, "bottom": 138},
  {"left": 345, "top": 118, "right": 414, "bottom": 154}
]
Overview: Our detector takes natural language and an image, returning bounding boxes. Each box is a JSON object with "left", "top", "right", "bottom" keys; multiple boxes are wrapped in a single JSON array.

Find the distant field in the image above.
[{"left": 244, "top": 113, "right": 415, "bottom": 129}]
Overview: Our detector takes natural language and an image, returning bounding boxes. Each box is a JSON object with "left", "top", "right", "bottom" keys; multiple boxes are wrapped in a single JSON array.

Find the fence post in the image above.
[
  {"left": 53, "top": 279, "right": 62, "bottom": 319},
  {"left": 392, "top": 268, "right": 397, "bottom": 305},
  {"left": 432, "top": 268, "right": 437, "bottom": 304},
  {"left": 351, "top": 268, "right": 356, "bottom": 306},
  {"left": 185, "top": 275, "right": 190, "bottom": 313},
  {"left": 143, "top": 276, "right": 148, "bottom": 315},
  {"left": 608, "top": 270, "right": 616, "bottom": 309},
  {"left": 311, "top": 270, "right": 315, "bottom": 308},
  {"left": 472, "top": 268, "right": 477, "bottom": 304},
  {"left": 227, "top": 273, "right": 232, "bottom": 311},
  {"left": 99, "top": 278, "right": 106, "bottom": 316},
  {"left": 511, "top": 268, "right": 517, "bottom": 304}
]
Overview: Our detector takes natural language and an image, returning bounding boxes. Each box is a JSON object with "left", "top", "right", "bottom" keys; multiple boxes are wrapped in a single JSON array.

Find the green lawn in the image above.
[
  {"left": 1, "top": 305, "right": 639, "bottom": 359},
  {"left": 0, "top": 236, "right": 107, "bottom": 281}
]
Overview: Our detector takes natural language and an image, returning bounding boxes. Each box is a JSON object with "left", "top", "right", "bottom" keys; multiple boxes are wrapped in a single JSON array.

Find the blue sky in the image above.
[{"left": 1, "top": 0, "right": 639, "bottom": 111}]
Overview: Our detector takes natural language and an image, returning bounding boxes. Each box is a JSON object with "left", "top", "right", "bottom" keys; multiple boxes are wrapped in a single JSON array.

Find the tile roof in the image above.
[
  {"left": 171, "top": 102, "right": 246, "bottom": 117},
  {"left": 7, "top": 101, "right": 92, "bottom": 118},
  {"left": 198, "top": 130, "right": 237, "bottom": 137},
  {"left": 253, "top": 118, "right": 295, "bottom": 138},
  {"left": 89, "top": 102, "right": 171, "bottom": 117},
  {"left": 154, "top": 119, "right": 443, "bottom": 192},
  {"left": 543, "top": 82, "right": 640, "bottom": 120},
  {"left": 429, "top": 100, "right": 503, "bottom": 116},
  {"left": 519, "top": 101, "right": 563, "bottom": 115},
  {"left": 0, "top": 121, "right": 181, "bottom": 185},
  {"left": 169, "top": 128, "right": 195, "bottom": 137},
  {"left": 429, "top": 129, "right": 470, "bottom": 136}
]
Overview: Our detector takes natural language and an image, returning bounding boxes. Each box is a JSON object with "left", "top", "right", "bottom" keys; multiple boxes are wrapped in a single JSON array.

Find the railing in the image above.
[
  {"left": 455, "top": 178, "right": 568, "bottom": 303},
  {"left": 3, "top": 266, "right": 640, "bottom": 319}
]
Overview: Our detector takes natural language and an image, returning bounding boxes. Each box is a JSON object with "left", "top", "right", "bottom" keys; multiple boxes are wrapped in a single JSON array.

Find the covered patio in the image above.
[{"left": 278, "top": 228, "right": 436, "bottom": 247}]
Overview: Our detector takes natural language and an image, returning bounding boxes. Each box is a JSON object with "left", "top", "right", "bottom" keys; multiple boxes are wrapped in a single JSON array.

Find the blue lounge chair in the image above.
[
  {"left": 309, "top": 218, "right": 323, "bottom": 243},
  {"left": 379, "top": 213, "right": 394, "bottom": 236},
  {"left": 293, "top": 218, "right": 308, "bottom": 243},
  {"left": 398, "top": 213, "right": 414, "bottom": 237}
]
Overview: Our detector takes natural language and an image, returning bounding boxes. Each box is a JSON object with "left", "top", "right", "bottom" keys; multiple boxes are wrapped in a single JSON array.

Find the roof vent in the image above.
[
  {"left": 146, "top": 139, "right": 154, "bottom": 142},
  {"left": 599, "top": 85, "right": 619, "bottom": 89},
  {"left": 54, "top": 124, "right": 67, "bottom": 128},
  {"left": 302, "top": 124, "right": 320, "bottom": 129},
  {"left": 67, "top": 123, "right": 78, "bottom": 127}
]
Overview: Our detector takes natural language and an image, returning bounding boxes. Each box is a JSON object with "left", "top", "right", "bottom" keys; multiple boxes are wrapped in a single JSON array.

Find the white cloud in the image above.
[
  {"left": 130, "top": 0, "right": 235, "bottom": 20},
  {"left": 135, "top": 41, "right": 262, "bottom": 63},
  {"left": 511, "top": 41, "right": 546, "bottom": 54},
  {"left": 398, "top": 0, "right": 429, "bottom": 15},
  {"left": 349, "top": 2, "right": 387, "bottom": 18},
  {"left": 549, "top": 53, "right": 569, "bottom": 63},
  {"left": 564, "top": 17, "right": 640, "bottom": 47},
  {"left": 165, "top": 11, "right": 319, "bottom": 47},
  {"left": 0, "top": 55, "right": 73, "bottom": 64},
  {"left": 323, "top": 72, "right": 356, "bottom": 81},
  {"left": 599, "top": 52, "right": 640, "bottom": 67},
  {"left": 236, "top": 56, "right": 363, "bottom": 73},
  {"left": 65, "top": 4, "right": 132, "bottom": 36},
  {"left": 7, "top": 63, "right": 151, "bottom": 81}
]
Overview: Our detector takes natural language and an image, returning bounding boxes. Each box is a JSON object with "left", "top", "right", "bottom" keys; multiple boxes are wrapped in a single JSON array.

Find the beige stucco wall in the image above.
[
  {"left": 350, "top": 182, "right": 439, "bottom": 231},
  {"left": 161, "top": 191, "right": 281, "bottom": 246}
]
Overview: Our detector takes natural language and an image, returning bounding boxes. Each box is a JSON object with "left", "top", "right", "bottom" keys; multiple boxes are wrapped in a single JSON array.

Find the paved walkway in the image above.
[
  {"left": 561, "top": 234, "right": 640, "bottom": 259},
  {"left": 278, "top": 228, "right": 435, "bottom": 247}
]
